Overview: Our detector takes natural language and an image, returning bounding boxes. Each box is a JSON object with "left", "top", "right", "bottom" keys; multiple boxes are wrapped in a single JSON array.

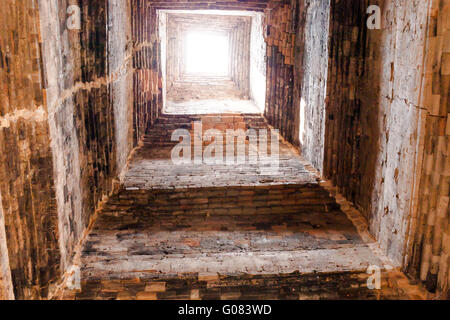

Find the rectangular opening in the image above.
[{"left": 158, "top": 10, "right": 266, "bottom": 115}]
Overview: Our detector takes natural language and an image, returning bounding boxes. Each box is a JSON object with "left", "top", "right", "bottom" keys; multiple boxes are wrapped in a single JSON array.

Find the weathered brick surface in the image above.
[
  {"left": 109, "top": 0, "right": 134, "bottom": 174},
  {"left": 0, "top": 0, "right": 60, "bottom": 299},
  {"left": 0, "top": 0, "right": 148, "bottom": 299},
  {"left": 132, "top": 1, "right": 271, "bottom": 139},
  {"left": 250, "top": 12, "right": 267, "bottom": 111},
  {"left": 264, "top": 1, "right": 296, "bottom": 142},
  {"left": 38, "top": 0, "right": 132, "bottom": 284},
  {"left": 166, "top": 80, "right": 250, "bottom": 104},
  {"left": 124, "top": 114, "right": 324, "bottom": 189},
  {"left": 323, "top": 0, "right": 429, "bottom": 265},
  {"left": 165, "top": 13, "right": 251, "bottom": 99},
  {"left": 0, "top": 191, "right": 14, "bottom": 299},
  {"left": 405, "top": 0, "right": 450, "bottom": 299},
  {"left": 0, "top": 117, "right": 59, "bottom": 299},
  {"left": 59, "top": 112, "right": 428, "bottom": 300},
  {"left": 66, "top": 270, "right": 424, "bottom": 300},
  {"left": 294, "top": 0, "right": 330, "bottom": 173},
  {"left": 132, "top": 1, "right": 162, "bottom": 144},
  {"left": 80, "top": 211, "right": 382, "bottom": 278},
  {"left": 259, "top": 0, "right": 330, "bottom": 173},
  {"left": 319, "top": 0, "right": 448, "bottom": 298},
  {"left": 147, "top": 0, "right": 270, "bottom": 11},
  {"left": 324, "top": 0, "right": 374, "bottom": 227},
  {"left": 68, "top": 205, "right": 426, "bottom": 300}
]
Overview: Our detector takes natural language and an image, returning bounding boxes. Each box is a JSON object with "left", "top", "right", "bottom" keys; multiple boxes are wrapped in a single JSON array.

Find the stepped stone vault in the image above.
[{"left": 0, "top": 0, "right": 448, "bottom": 300}]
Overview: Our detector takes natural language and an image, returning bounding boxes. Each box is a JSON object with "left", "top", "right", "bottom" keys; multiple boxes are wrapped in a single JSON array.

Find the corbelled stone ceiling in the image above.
[{"left": 160, "top": 10, "right": 266, "bottom": 113}]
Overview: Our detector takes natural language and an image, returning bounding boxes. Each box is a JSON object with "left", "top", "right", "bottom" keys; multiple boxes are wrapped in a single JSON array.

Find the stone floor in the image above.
[{"left": 63, "top": 113, "right": 425, "bottom": 300}]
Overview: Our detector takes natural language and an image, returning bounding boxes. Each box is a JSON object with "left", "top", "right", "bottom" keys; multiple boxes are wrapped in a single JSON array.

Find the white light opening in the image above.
[{"left": 184, "top": 31, "right": 229, "bottom": 76}]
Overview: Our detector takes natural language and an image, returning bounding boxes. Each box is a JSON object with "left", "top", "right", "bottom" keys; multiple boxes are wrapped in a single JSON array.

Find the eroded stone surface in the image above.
[
  {"left": 125, "top": 114, "right": 317, "bottom": 189},
  {"left": 69, "top": 113, "right": 396, "bottom": 300},
  {"left": 82, "top": 211, "right": 382, "bottom": 279}
]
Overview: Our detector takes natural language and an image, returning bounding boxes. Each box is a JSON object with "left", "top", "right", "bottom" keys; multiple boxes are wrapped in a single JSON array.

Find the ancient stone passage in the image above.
[
  {"left": 0, "top": 0, "right": 447, "bottom": 301},
  {"left": 62, "top": 114, "right": 421, "bottom": 300}
]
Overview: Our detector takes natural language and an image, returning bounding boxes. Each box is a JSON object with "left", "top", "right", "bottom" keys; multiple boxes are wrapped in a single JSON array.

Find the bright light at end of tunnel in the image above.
[{"left": 185, "top": 31, "right": 229, "bottom": 75}]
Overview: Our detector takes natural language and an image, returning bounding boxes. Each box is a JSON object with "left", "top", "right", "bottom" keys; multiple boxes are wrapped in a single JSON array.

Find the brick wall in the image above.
[
  {"left": 39, "top": 0, "right": 123, "bottom": 287},
  {"left": 38, "top": 0, "right": 144, "bottom": 295},
  {"left": 321, "top": 0, "right": 449, "bottom": 298},
  {"left": 132, "top": 0, "right": 162, "bottom": 144},
  {"left": 66, "top": 271, "right": 420, "bottom": 300},
  {"left": 268, "top": 0, "right": 448, "bottom": 298},
  {"left": 1, "top": 0, "right": 447, "bottom": 300},
  {"left": 264, "top": 0, "right": 296, "bottom": 141},
  {"left": 324, "top": 0, "right": 371, "bottom": 219},
  {"left": 1, "top": 0, "right": 270, "bottom": 299},
  {"left": 131, "top": 1, "right": 271, "bottom": 140},
  {"left": 405, "top": 0, "right": 449, "bottom": 298},
  {"left": 230, "top": 18, "right": 252, "bottom": 98},
  {"left": 0, "top": 0, "right": 140, "bottom": 299},
  {"left": 265, "top": 0, "right": 331, "bottom": 173},
  {"left": 294, "top": 0, "right": 330, "bottom": 173},
  {"left": 250, "top": 12, "right": 267, "bottom": 111},
  {"left": 0, "top": 0, "right": 60, "bottom": 299}
]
